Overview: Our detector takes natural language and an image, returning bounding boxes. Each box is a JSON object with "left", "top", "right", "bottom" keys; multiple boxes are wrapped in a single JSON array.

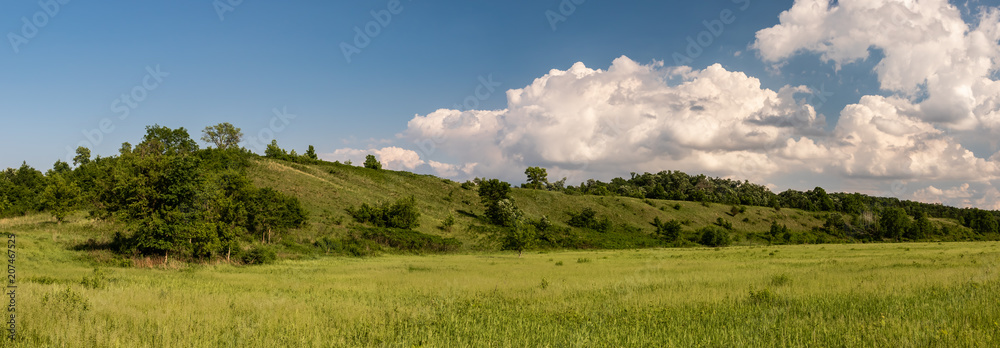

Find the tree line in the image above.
[
  {"left": 0, "top": 123, "right": 306, "bottom": 263},
  {"left": 512, "top": 167, "right": 1000, "bottom": 238}
]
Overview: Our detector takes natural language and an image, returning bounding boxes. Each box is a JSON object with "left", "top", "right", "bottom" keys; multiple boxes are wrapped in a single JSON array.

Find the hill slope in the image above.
[{"left": 247, "top": 158, "right": 970, "bottom": 250}]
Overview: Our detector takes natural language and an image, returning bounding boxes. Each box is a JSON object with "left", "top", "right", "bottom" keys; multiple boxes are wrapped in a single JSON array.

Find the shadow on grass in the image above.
[{"left": 70, "top": 238, "right": 115, "bottom": 252}]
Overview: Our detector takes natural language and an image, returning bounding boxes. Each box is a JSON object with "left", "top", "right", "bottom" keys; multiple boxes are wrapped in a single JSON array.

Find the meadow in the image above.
[{"left": 2, "top": 213, "right": 999, "bottom": 347}]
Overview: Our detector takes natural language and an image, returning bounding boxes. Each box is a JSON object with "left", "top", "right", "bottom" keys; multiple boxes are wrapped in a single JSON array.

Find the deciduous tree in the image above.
[{"left": 201, "top": 122, "right": 243, "bottom": 150}]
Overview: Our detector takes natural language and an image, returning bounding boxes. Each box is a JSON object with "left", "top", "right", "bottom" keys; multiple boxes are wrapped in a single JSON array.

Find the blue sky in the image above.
[{"left": 4, "top": 0, "right": 1000, "bottom": 209}]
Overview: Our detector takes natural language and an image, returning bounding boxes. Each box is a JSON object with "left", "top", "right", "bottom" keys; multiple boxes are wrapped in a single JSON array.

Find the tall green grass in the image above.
[{"left": 3, "top": 213, "right": 999, "bottom": 346}]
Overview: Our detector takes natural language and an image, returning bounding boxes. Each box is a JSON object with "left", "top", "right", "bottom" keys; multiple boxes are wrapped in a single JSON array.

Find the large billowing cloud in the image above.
[
  {"left": 754, "top": 0, "right": 1000, "bottom": 130},
  {"left": 353, "top": 1, "right": 1000, "bottom": 208},
  {"left": 404, "top": 56, "right": 826, "bottom": 182},
  {"left": 401, "top": 55, "right": 999, "bottom": 186}
]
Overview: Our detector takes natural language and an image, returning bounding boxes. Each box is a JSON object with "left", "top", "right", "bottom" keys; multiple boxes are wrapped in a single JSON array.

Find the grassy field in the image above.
[{"left": 2, "top": 213, "right": 999, "bottom": 347}]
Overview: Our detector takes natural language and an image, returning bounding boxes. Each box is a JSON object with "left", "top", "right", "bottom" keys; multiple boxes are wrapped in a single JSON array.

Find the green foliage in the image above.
[
  {"left": 138, "top": 124, "right": 199, "bottom": 155},
  {"left": 80, "top": 268, "right": 108, "bottom": 289},
  {"left": 265, "top": 140, "right": 288, "bottom": 159},
  {"left": 879, "top": 207, "right": 911, "bottom": 240},
  {"left": 73, "top": 146, "right": 92, "bottom": 167},
  {"left": 567, "top": 207, "right": 611, "bottom": 231},
  {"left": 347, "top": 196, "right": 421, "bottom": 230},
  {"left": 41, "top": 174, "right": 81, "bottom": 224},
  {"left": 364, "top": 154, "right": 382, "bottom": 170},
  {"left": 501, "top": 222, "right": 536, "bottom": 257},
  {"left": 0, "top": 162, "right": 46, "bottom": 217},
  {"left": 965, "top": 209, "right": 999, "bottom": 235},
  {"left": 651, "top": 217, "right": 682, "bottom": 243},
  {"left": 439, "top": 214, "right": 456, "bottom": 231},
  {"left": 42, "top": 287, "right": 90, "bottom": 314},
  {"left": 769, "top": 221, "right": 790, "bottom": 245},
  {"left": 479, "top": 179, "right": 514, "bottom": 226},
  {"left": 698, "top": 226, "right": 731, "bottom": 247},
  {"left": 201, "top": 122, "right": 243, "bottom": 150},
  {"left": 242, "top": 245, "right": 277, "bottom": 265},
  {"left": 714, "top": 217, "right": 733, "bottom": 230},
  {"left": 356, "top": 227, "right": 460, "bottom": 253},
  {"left": 907, "top": 211, "right": 935, "bottom": 240},
  {"left": 305, "top": 145, "right": 318, "bottom": 160},
  {"left": 524, "top": 166, "right": 548, "bottom": 190}
]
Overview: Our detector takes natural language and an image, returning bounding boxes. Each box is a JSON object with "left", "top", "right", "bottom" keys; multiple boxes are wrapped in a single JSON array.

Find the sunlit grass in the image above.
[{"left": 2, "top": 213, "right": 999, "bottom": 346}]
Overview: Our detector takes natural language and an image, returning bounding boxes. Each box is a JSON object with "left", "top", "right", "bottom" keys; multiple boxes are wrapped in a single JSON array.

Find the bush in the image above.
[
  {"left": 699, "top": 226, "right": 731, "bottom": 247},
  {"left": 80, "top": 268, "right": 108, "bottom": 290},
  {"left": 242, "top": 245, "right": 277, "bottom": 265},
  {"left": 567, "top": 208, "right": 612, "bottom": 232},
  {"left": 651, "top": 217, "right": 682, "bottom": 243},
  {"left": 357, "top": 227, "right": 461, "bottom": 253},
  {"left": 439, "top": 214, "right": 456, "bottom": 231},
  {"left": 347, "top": 196, "right": 421, "bottom": 230},
  {"left": 715, "top": 217, "right": 733, "bottom": 230}
]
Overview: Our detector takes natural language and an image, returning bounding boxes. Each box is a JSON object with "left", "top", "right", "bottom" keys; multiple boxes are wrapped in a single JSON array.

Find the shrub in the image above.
[
  {"left": 715, "top": 217, "right": 733, "bottom": 230},
  {"left": 651, "top": 217, "right": 683, "bottom": 243},
  {"left": 567, "top": 208, "right": 612, "bottom": 232},
  {"left": 347, "top": 196, "right": 421, "bottom": 230},
  {"left": 242, "top": 245, "right": 277, "bottom": 265},
  {"left": 357, "top": 227, "right": 460, "bottom": 253},
  {"left": 698, "top": 226, "right": 731, "bottom": 247},
  {"left": 80, "top": 268, "right": 108, "bottom": 290},
  {"left": 439, "top": 214, "right": 456, "bottom": 231}
]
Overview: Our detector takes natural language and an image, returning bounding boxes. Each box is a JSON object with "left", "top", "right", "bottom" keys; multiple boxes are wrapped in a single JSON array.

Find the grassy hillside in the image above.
[{"left": 247, "top": 158, "right": 971, "bottom": 252}]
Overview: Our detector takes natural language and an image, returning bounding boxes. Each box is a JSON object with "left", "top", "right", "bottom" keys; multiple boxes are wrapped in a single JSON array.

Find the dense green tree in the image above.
[
  {"left": 479, "top": 179, "right": 512, "bottom": 226},
  {"left": 138, "top": 125, "right": 199, "bottom": 155},
  {"left": 305, "top": 145, "right": 318, "bottom": 160},
  {"left": 966, "top": 209, "right": 999, "bottom": 235},
  {"left": 524, "top": 167, "right": 548, "bottom": 190},
  {"left": 502, "top": 216, "right": 535, "bottom": 257},
  {"left": 907, "top": 211, "right": 934, "bottom": 240},
  {"left": 879, "top": 207, "right": 911, "bottom": 241},
  {"left": 346, "top": 196, "right": 421, "bottom": 230},
  {"left": 73, "top": 146, "right": 91, "bottom": 167},
  {"left": 823, "top": 213, "right": 849, "bottom": 237},
  {"left": 40, "top": 174, "right": 81, "bottom": 225},
  {"left": 264, "top": 140, "right": 287, "bottom": 159},
  {"left": 49, "top": 160, "right": 71, "bottom": 177},
  {"left": 201, "top": 122, "right": 243, "bottom": 150},
  {"left": 651, "top": 217, "right": 682, "bottom": 243},
  {"left": 249, "top": 187, "right": 308, "bottom": 243},
  {"left": 699, "top": 226, "right": 731, "bottom": 247},
  {"left": 769, "top": 221, "right": 789, "bottom": 245},
  {"left": 364, "top": 154, "right": 382, "bottom": 170}
]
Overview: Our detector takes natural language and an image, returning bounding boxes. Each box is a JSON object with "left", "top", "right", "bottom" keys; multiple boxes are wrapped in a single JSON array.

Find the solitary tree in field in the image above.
[
  {"left": 364, "top": 154, "right": 382, "bottom": 170},
  {"left": 201, "top": 122, "right": 243, "bottom": 150},
  {"left": 524, "top": 167, "right": 548, "bottom": 190}
]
